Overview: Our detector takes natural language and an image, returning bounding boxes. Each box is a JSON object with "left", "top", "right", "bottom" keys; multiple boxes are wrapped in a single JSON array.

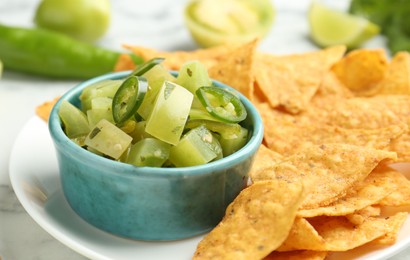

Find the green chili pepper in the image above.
[
  {"left": 0, "top": 24, "right": 142, "bottom": 79},
  {"left": 129, "top": 57, "right": 165, "bottom": 77},
  {"left": 196, "top": 86, "right": 247, "bottom": 123},
  {"left": 112, "top": 76, "right": 148, "bottom": 124}
]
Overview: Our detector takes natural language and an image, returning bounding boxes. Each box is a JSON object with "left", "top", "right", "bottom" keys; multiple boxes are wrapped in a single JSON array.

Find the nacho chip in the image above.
[
  {"left": 113, "top": 53, "right": 137, "bottom": 72},
  {"left": 277, "top": 218, "right": 325, "bottom": 252},
  {"left": 35, "top": 96, "right": 60, "bottom": 122},
  {"left": 255, "top": 45, "right": 346, "bottom": 113},
  {"left": 323, "top": 97, "right": 405, "bottom": 129},
  {"left": 193, "top": 180, "right": 304, "bottom": 260},
  {"left": 332, "top": 48, "right": 388, "bottom": 96},
  {"left": 249, "top": 144, "right": 283, "bottom": 181},
  {"left": 208, "top": 39, "right": 258, "bottom": 100},
  {"left": 307, "top": 213, "right": 406, "bottom": 251},
  {"left": 298, "top": 167, "right": 398, "bottom": 218},
  {"left": 264, "top": 250, "right": 327, "bottom": 260},
  {"left": 261, "top": 110, "right": 405, "bottom": 157},
  {"left": 379, "top": 170, "right": 410, "bottom": 207},
  {"left": 372, "top": 212, "right": 408, "bottom": 245},
  {"left": 251, "top": 143, "right": 397, "bottom": 209},
  {"left": 377, "top": 51, "right": 410, "bottom": 95},
  {"left": 124, "top": 43, "right": 239, "bottom": 71},
  {"left": 346, "top": 205, "right": 382, "bottom": 225}
]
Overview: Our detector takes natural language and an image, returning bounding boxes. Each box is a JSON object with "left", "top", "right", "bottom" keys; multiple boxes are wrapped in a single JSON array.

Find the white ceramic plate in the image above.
[{"left": 9, "top": 116, "right": 410, "bottom": 260}]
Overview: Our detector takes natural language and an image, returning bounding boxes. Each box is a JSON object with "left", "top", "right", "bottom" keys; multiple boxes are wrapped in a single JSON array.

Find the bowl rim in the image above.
[{"left": 49, "top": 70, "right": 264, "bottom": 178}]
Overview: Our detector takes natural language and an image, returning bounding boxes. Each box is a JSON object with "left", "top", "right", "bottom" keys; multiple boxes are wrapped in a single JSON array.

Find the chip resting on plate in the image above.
[{"left": 193, "top": 180, "right": 304, "bottom": 260}]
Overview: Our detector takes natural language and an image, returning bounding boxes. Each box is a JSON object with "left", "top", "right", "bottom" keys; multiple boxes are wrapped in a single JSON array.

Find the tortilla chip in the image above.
[
  {"left": 208, "top": 39, "right": 258, "bottom": 100},
  {"left": 251, "top": 143, "right": 397, "bottom": 209},
  {"left": 277, "top": 218, "right": 325, "bottom": 252},
  {"left": 249, "top": 144, "right": 284, "bottom": 181},
  {"left": 298, "top": 167, "right": 398, "bottom": 217},
  {"left": 346, "top": 205, "right": 382, "bottom": 225},
  {"left": 332, "top": 48, "right": 388, "bottom": 96},
  {"left": 371, "top": 212, "right": 408, "bottom": 245},
  {"left": 323, "top": 97, "right": 406, "bottom": 130},
  {"left": 261, "top": 109, "right": 406, "bottom": 157},
  {"left": 35, "top": 97, "right": 60, "bottom": 122},
  {"left": 193, "top": 180, "right": 304, "bottom": 260},
  {"left": 124, "top": 43, "right": 239, "bottom": 71},
  {"left": 113, "top": 53, "right": 137, "bottom": 72},
  {"left": 255, "top": 45, "right": 346, "bottom": 113},
  {"left": 377, "top": 51, "right": 410, "bottom": 95},
  {"left": 379, "top": 170, "right": 410, "bottom": 207},
  {"left": 264, "top": 250, "right": 327, "bottom": 260},
  {"left": 307, "top": 213, "right": 406, "bottom": 251}
]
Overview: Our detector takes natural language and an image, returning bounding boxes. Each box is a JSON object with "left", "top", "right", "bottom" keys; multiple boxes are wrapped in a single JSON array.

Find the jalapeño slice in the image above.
[
  {"left": 112, "top": 76, "right": 148, "bottom": 124},
  {"left": 196, "top": 86, "right": 247, "bottom": 123},
  {"left": 129, "top": 57, "right": 165, "bottom": 77}
]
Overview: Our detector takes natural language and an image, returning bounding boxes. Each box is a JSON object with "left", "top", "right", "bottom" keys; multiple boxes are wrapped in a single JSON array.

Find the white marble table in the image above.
[{"left": 0, "top": 0, "right": 408, "bottom": 259}]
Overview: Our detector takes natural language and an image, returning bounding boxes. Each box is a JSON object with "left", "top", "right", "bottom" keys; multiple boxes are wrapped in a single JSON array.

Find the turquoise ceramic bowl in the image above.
[{"left": 48, "top": 71, "right": 263, "bottom": 241}]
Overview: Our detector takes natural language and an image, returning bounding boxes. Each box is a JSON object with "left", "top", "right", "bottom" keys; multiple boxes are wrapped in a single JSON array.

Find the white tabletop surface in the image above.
[{"left": 0, "top": 0, "right": 408, "bottom": 259}]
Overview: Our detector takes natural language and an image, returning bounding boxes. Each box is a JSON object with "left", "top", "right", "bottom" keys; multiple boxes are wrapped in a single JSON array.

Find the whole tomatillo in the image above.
[{"left": 34, "top": 0, "right": 111, "bottom": 42}]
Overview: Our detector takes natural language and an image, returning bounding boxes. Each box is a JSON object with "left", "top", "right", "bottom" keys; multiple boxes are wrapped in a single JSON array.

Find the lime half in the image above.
[
  {"left": 184, "top": 0, "right": 275, "bottom": 48},
  {"left": 308, "top": 1, "right": 380, "bottom": 49}
]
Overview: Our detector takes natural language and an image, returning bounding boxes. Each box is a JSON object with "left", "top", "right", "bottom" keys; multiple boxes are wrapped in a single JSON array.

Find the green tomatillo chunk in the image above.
[
  {"left": 145, "top": 81, "right": 194, "bottom": 145},
  {"left": 169, "top": 125, "right": 222, "bottom": 167},
  {"left": 84, "top": 119, "right": 132, "bottom": 160},
  {"left": 127, "top": 138, "right": 171, "bottom": 167}
]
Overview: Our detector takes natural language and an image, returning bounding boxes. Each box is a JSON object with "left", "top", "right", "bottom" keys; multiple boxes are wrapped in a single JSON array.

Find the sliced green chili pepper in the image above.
[
  {"left": 129, "top": 57, "right": 165, "bottom": 77},
  {"left": 112, "top": 76, "right": 148, "bottom": 124},
  {"left": 0, "top": 24, "right": 143, "bottom": 79},
  {"left": 195, "top": 86, "right": 247, "bottom": 123}
]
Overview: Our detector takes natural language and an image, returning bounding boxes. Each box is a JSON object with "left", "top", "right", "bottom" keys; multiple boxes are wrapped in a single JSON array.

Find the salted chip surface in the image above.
[
  {"left": 378, "top": 169, "right": 410, "bottom": 207},
  {"left": 124, "top": 43, "right": 238, "bottom": 71},
  {"left": 277, "top": 217, "right": 325, "bottom": 252},
  {"left": 377, "top": 51, "right": 410, "bottom": 95},
  {"left": 372, "top": 212, "right": 408, "bottom": 246},
  {"left": 35, "top": 97, "right": 60, "bottom": 122},
  {"left": 249, "top": 144, "right": 283, "bottom": 181},
  {"left": 264, "top": 250, "right": 327, "bottom": 260},
  {"left": 298, "top": 167, "right": 398, "bottom": 217},
  {"left": 251, "top": 143, "right": 397, "bottom": 209},
  {"left": 260, "top": 104, "right": 406, "bottom": 156},
  {"left": 255, "top": 45, "right": 346, "bottom": 114},
  {"left": 208, "top": 39, "right": 258, "bottom": 100},
  {"left": 307, "top": 213, "right": 407, "bottom": 251},
  {"left": 193, "top": 180, "right": 304, "bottom": 260},
  {"left": 332, "top": 48, "right": 388, "bottom": 96},
  {"left": 345, "top": 205, "right": 381, "bottom": 225},
  {"left": 323, "top": 97, "right": 405, "bottom": 129}
]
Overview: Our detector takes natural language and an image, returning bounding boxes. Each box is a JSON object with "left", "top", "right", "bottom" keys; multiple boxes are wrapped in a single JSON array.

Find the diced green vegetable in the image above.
[
  {"left": 219, "top": 126, "right": 248, "bottom": 156},
  {"left": 169, "top": 125, "right": 221, "bottom": 167},
  {"left": 145, "top": 81, "right": 193, "bottom": 145},
  {"left": 91, "top": 97, "right": 112, "bottom": 110},
  {"left": 59, "top": 100, "right": 90, "bottom": 138},
  {"left": 176, "top": 60, "right": 212, "bottom": 94},
  {"left": 84, "top": 119, "right": 132, "bottom": 159},
  {"left": 186, "top": 119, "right": 242, "bottom": 139},
  {"left": 80, "top": 80, "right": 122, "bottom": 112},
  {"left": 137, "top": 64, "right": 176, "bottom": 120},
  {"left": 127, "top": 138, "right": 171, "bottom": 167},
  {"left": 128, "top": 121, "right": 152, "bottom": 143},
  {"left": 87, "top": 108, "right": 114, "bottom": 128}
]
